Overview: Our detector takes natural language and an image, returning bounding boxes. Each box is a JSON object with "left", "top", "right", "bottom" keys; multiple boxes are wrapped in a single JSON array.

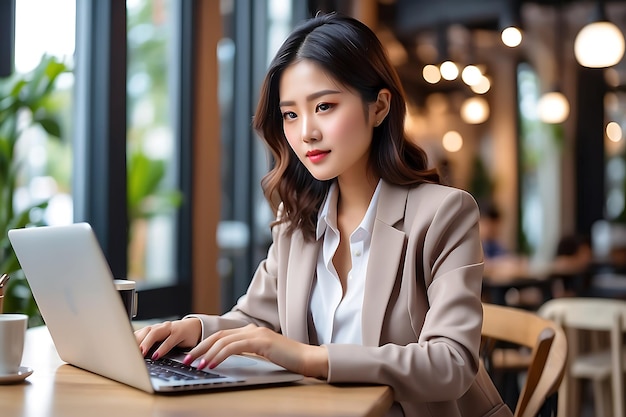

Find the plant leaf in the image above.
[{"left": 33, "top": 116, "right": 61, "bottom": 138}]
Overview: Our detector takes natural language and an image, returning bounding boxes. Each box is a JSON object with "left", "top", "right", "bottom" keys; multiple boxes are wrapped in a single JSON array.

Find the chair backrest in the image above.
[
  {"left": 481, "top": 303, "right": 568, "bottom": 417},
  {"left": 538, "top": 297, "right": 626, "bottom": 332},
  {"left": 537, "top": 297, "right": 626, "bottom": 417}
]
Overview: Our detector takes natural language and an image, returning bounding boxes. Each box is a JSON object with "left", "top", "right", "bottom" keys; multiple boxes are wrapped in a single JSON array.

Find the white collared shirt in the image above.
[{"left": 310, "top": 180, "right": 382, "bottom": 345}]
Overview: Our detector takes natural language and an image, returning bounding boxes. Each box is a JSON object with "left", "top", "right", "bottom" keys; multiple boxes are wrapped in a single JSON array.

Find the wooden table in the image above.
[{"left": 2, "top": 326, "right": 393, "bottom": 417}]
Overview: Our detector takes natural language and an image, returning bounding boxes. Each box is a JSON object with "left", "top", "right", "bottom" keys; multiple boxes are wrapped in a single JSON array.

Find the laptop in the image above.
[{"left": 7, "top": 222, "right": 303, "bottom": 393}]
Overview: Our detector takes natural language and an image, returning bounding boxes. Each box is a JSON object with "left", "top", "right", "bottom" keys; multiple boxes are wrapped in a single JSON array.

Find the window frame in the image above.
[{"left": 74, "top": 0, "right": 194, "bottom": 319}]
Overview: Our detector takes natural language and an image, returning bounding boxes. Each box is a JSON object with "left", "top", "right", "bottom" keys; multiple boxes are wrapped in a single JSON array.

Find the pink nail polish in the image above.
[
  {"left": 209, "top": 362, "right": 217, "bottom": 370},
  {"left": 183, "top": 354, "right": 192, "bottom": 365},
  {"left": 197, "top": 359, "right": 207, "bottom": 369},
  {"left": 151, "top": 351, "right": 159, "bottom": 361}
]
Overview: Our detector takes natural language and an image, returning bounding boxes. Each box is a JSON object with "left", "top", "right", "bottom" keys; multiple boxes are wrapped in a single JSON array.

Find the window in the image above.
[
  {"left": 517, "top": 62, "right": 561, "bottom": 262},
  {"left": 72, "top": 0, "right": 193, "bottom": 319},
  {"left": 13, "top": 0, "right": 75, "bottom": 226},
  {"left": 126, "top": 0, "right": 181, "bottom": 285}
]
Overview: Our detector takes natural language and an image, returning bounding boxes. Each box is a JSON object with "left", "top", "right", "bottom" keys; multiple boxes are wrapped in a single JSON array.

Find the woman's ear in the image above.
[{"left": 372, "top": 88, "right": 391, "bottom": 126}]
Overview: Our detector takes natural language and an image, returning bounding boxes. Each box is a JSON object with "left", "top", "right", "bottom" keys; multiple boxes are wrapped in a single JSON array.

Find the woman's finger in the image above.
[
  {"left": 136, "top": 321, "right": 175, "bottom": 356},
  {"left": 190, "top": 325, "right": 273, "bottom": 369},
  {"left": 134, "top": 318, "right": 202, "bottom": 359}
]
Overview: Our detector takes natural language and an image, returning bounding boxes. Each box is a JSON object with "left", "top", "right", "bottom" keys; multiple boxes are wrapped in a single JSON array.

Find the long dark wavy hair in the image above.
[{"left": 253, "top": 13, "right": 440, "bottom": 241}]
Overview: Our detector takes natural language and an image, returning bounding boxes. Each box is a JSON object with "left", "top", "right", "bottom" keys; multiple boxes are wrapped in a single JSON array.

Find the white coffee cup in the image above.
[
  {"left": 0, "top": 314, "right": 28, "bottom": 375},
  {"left": 114, "top": 279, "right": 138, "bottom": 320}
]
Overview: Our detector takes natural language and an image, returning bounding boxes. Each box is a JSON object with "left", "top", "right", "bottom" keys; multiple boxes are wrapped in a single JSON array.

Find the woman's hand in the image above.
[
  {"left": 134, "top": 317, "right": 202, "bottom": 358},
  {"left": 183, "top": 323, "right": 329, "bottom": 379}
]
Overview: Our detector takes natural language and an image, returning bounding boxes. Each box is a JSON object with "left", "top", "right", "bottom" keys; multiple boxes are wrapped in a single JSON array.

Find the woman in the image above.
[{"left": 135, "top": 13, "right": 512, "bottom": 417}]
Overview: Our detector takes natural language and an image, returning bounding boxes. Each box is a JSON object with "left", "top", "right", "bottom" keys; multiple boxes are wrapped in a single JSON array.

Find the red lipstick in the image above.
[{"left": 306, "top": 149, "right": 330, "bottom": 163}]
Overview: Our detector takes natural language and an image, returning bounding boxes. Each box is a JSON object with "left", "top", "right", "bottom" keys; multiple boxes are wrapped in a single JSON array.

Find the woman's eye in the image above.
[
  {"left": 316, "top": 103, "right": 332, "bottom": 112},
  {"left": 282, "top": 111, "right": 297, "bottom": 120}
]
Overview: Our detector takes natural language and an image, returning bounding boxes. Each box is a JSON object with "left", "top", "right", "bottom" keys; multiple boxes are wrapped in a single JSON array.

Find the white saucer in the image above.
[{"left": 0, "top": 366, "right": 34, "bottom": 384}]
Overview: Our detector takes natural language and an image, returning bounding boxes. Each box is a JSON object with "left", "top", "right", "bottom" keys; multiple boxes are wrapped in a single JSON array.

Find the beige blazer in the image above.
[{"left": 192, "top": 181, "right": 512, "bottom": 417}]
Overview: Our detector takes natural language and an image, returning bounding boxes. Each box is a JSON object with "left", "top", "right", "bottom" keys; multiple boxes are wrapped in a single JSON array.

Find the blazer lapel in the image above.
[
  {"left": 361, "top": 181, "right": 408, "bottom": 346},
  {"left": 284, "top": 232, "right": 319, "bottom": 343}
]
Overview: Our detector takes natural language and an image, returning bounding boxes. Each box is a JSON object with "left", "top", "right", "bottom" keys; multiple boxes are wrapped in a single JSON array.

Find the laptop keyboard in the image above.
[{"left": 145, "top": 357, "right": 226, "bottom": 382}]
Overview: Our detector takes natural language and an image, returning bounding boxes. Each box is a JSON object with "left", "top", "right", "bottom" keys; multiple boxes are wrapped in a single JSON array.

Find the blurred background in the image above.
[{"left": 1, "top": 0, "right": 626, "bottom": 323}]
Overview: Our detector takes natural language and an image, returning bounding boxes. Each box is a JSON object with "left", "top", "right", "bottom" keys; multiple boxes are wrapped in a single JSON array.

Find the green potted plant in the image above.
[
  {"left": 127, "top": 143, "right": 183, "bottom": 278},
  {"left": 0, "top": 55, "right": 67, "bottom": 325}
]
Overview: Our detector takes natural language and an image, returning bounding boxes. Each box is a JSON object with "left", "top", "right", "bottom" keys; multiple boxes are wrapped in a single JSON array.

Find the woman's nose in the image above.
[{"left": 301, "top": 118, "right": 321, "bottom": 143}]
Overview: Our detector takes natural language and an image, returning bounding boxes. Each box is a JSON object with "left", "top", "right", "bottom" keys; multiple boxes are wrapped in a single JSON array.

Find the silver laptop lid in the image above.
[{"left": 8, "top": 223, "right": 155, "bottom": 391}]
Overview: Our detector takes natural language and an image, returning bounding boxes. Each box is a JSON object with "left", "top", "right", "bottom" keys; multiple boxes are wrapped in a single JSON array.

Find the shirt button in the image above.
[{"left": 353, "top": 250, "right": 362, "bottom": 257}]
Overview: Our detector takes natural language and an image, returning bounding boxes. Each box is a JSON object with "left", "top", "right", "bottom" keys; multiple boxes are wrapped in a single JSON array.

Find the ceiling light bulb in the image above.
[
  {"left": 470, "top": 75, "right": 491, "bottom": 94},
  {"left": 442, "top": 130, "right": 463, "bottom": 152},
  {"left": 574, "top": 21, "right": 625, "bottom": 68},
  {"left": 422, "top": 64, "right": 441, "bottom": 84},
  {"left": 461, "top": 65, "right": 483, "bottom": 86},
  {"left": 439, "top": 61, "right": 459, "bottom": 80},
  {"left": 607, "top": 121, "right": 622, "bottom": 142},
  {"left": 538, "top": 91, "right": 570, "bottom": 124},
  {"left": 501, "top": 26, "right": 522, "bottom": 47},
  {"left": 460, "top": 97, "right": 490, "bottom": 124}
]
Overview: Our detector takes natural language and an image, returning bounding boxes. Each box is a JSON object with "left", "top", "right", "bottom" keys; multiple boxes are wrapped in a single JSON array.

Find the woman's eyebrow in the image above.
[{"left": 279, "top": 89, "right": 341, "bottom": 107}]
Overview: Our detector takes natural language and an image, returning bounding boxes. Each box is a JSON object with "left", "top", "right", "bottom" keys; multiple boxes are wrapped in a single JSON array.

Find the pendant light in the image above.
[
  {"left": 461, "top": 34, "right": 485, "bottom": 87},
  {"left": 442, "top": 130, "right": 463, "bottom": 153},
  {"left": 437, "top": 24, "right": 458, "bottom": 81},
  {"left": 500, "top": 0, "right": 523, "bottom": 48},
  {"left": 461, "top": 96, "right": 490, "bottom": 124},
  {"left": 538, "top": 91, "right": 570, "bottom": 124},
  {"left": 574, "top": 0, "right": 625, "bottom": 68},
  {"left": 538, "top": 4, "right": 569, "bottom": 124}
]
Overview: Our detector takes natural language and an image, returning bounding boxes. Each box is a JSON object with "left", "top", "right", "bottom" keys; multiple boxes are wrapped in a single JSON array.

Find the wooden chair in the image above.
[
  {"left": 481, "top": 303, "right": 568, "bottom": 417},
  {"left": 538, "top": 297, "right": 626, "bottom": 417}
]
